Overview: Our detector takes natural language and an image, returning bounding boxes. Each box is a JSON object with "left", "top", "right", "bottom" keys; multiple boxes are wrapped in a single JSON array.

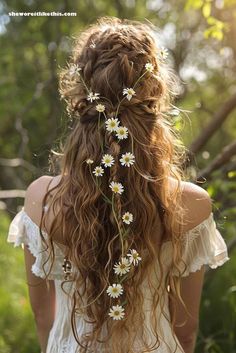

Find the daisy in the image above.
[
  {"left": 159, "top": 47, "right": 168, "bottom": 60},
  {"left": 145, "top": 63, "right": 154, "bottom": 72},
  {"left": 109, "top": 181, "right": 124, "bottom": 195},
  {"left": 122, "top": 212, "right": 133, "bottom": 225},
  {"left": 101, "top": 154, "right": 115, "bottom": 168},
  {"left": 116, "top": 126, "right": 128, "bottom": 140},
  {"left": 96, "top": 104, "right": 105, "bottom": 113},
  {"left": 119, "top": 152, "right": 135, "bottom": 167},
  {"left": 123, "top": 88, "right": 136, "bottom": 101},
  {"left": 127, "top": 249, "right": 142, "bottom": 266},
  {"left": 108, "top": 305, "right": 125, "bottom": 320},
  {"left": 92, "top": 166, "right": 104, "bottom": 177},
  {"left": 114, "top": 257, "right": 131, "bottom": 275},
  {"left": 86, "top": 159, "right": 94, "bottom": 164},
  {"left": 106, "top": 284, "right": 123, "bottom": 298},
  {"left": 90, "top": 41, "right": 96, "bottom": 49},
  {"left": 68, "top": 64, "right": 81, "bottom": 76},
  {"left": 105, "top": 118, "right": 120, "bottom": 132},
  {"left": 87, "top": 92, "right": 100, "bottom": 102}
]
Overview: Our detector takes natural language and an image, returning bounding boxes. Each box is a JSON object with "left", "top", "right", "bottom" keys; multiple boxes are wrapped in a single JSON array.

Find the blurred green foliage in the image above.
[
  {"left": 0, "top": 0, "right": 236, "bottom": 352},
  {"left": 0, "top": 211, "right": 39, "bottom": 353}
]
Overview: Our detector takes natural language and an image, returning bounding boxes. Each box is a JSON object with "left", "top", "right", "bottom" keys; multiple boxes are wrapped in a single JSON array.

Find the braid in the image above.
[
  {"left": 60, "top": 31, "right": 161, "bottom": 326},
  {"left": 106, "top": 129, "right": 127, "bottom": 258}
]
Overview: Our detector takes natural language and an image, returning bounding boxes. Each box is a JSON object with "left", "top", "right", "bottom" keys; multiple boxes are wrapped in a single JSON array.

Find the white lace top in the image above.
[{"left": 7, "top": 207, "right": 230, "bottom": 353}]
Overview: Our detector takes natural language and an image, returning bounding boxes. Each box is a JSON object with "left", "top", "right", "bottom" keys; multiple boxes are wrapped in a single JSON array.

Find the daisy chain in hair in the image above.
[
  {"left": 96, "top": 104, "right": 105, "bottom": 112},
  {"left": 93, "top": 166, "right": 104, "bottom": 177},
  {"left": 87, "top": 92, "right": 100, "bottom": 102},
  {"left": 106, "top": 284, "right": 123, "bottom": 298},
  {"left": 70, "top": 60, "right": 151, "bottom": 321},
  {"left": 116, "top": 126, "right": 128, "bottom": 140},
  {"left": 101, "top": 154, "right": 115, "bottom": 168},
  {"left": 113, "top": 257, "right": 131, "bottom": 275},
  {"left": 159, "top": 47, "right": 168, "bottom": 60},
  {"left": 68, "top": 64, "right": 81, "bottom": 76},
  {"left": 122, "top": 212, "right": 133, "bottom": 225},
  {"left": 120, "top": 152, "right": 135, "bottom": 167},
  {"left": 109, "top": 181, "right": 124, "bottom": 195},
  {"left": 123, "top": 88, "right": 136, "bottom": 101},
  {"left": 105, "top": 118, "right": 120, "bottom": 132},
  {"left": 86, "top": 159, "right": 94, "bottom": 164},
  {"left": 127, "top": 249, "right": 142, "bottom": 266},
  {"left": 108, "top": 305, "right": 125, "bottom": 320},
  {"left": 145, "top": 63, "right": 154, "bottom": 72}
]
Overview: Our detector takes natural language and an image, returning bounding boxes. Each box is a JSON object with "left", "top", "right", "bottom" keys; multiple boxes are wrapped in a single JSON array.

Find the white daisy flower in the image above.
[
  {"left": 106, "top": 284, "right": 123, "bottom": 298},
  {"left": 123, "top": 88, "right": 136, "bottom": 101},
  {"left": 68, "top": 64, "right": 81, "bottom": 76},
  {"left": 105, "top": 118, "right": 120, "bottom": 132},
  {"left": 127, "top": 249, "right": 142, "bottom": 266},
  {"left": 122, "top": 212, "right": 133, "bottom": 225},
  {"left": 90, "top": 42, "right": 96, "bottom": 49},
  {"left": 115, "top": 126, "right": 128, "bottom": 140},
  {"left": 108, "top": 305, "right": 125, "bottom": 320},
  {"left": 113, "top": 257, "right": 131, "bottom": 275},
  {"left": 92, "top": 166, "right": 104, "bottom": 177},
  {"left": 101, "top": 154, "right": 115, "bottom": 168},
  {"left": 87, "top": 92, "right": 100, "bottom": 102},
  {"left": 86, "top": 159, "right": 94, "bottom": 164},
  {"left": 159, "top": 47, "right": 168, "bottom": 60},
  {"left": 145, "top": 63, "right": 154, "bottom": 72},
  {"left": 96, "top": 104, "right": 105, "bottom": 113},
  {"left": 119, "top": 152, "right": 135, "bottom": 167},
  {"left": 109, "top": 181, "right": 124, "bottom": 195}
]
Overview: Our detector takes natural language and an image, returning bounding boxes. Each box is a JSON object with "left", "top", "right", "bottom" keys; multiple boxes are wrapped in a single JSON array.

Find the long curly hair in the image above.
[{"left": 40, "top": 17, "right": 189, "bottom": 353}]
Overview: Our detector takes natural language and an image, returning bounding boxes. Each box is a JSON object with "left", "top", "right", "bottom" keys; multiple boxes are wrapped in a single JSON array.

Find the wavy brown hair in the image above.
[{"left": 40, "top": 17, "right": 189, "bottom": 353}]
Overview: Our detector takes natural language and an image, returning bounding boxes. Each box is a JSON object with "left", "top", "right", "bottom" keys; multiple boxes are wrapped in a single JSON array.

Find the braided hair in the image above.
[{"left": 42, "top": 17, "right": 187, "bottom": 353}]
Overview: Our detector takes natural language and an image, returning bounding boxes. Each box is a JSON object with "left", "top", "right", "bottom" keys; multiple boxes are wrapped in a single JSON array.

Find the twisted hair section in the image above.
[{"left": 40, "top": 17, "right": 189, "bottom": 353}]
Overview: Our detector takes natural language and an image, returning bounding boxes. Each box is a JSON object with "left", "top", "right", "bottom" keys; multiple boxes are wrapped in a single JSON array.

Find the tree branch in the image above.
[
  {"left": 189, "top": 92, "right": 236, "bottom": 154},
  {"left": 0, "top": 158, "right": 38, "bottom": 173},
  {"left": 197, "top": 140, "right": 236, "bottom": 180},
  {"left": 0, "top": 190, "right": 26, "bottom": 199}
]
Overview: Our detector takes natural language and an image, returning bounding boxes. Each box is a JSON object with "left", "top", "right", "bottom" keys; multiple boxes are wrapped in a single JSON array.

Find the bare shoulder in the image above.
[
  {"left": 24, "top": 175, "right": 62, "bottom": 224},
  {"left": 180, "top": 181, "right": 212, "bottom": 232},
  {"left": 168, "top": 178, "right": 212, "bottom": 233}
]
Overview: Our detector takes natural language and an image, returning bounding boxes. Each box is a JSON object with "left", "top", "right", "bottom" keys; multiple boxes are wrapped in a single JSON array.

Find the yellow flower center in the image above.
[
  {"left": 125, "top": 157, "right": 130, "bottom": 162},
  {"left": 112, "top": 288, "right": 118, "bottom": 293},
  {"left": 114, "top": 311, "right": 120, "bottom": 316},
  {"left": 113, "top": 186, "right": 119, "bottom": 192},
  {"left": 120, "top": 264, "right": 126, "bottom": 269}
]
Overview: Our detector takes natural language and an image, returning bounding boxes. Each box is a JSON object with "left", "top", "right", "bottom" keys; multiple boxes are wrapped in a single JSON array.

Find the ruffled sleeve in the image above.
[
  {"left": 7, "top": 208, "right": 66, "bottom": 280},
  {"left": 173, "top": 213, "right": 230, "bottom": 277}
]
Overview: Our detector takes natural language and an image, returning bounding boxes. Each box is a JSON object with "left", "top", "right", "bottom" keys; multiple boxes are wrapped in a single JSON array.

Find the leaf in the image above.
[
  {"left": 227, "top": 171, "right": 236, "bottom": 178},
  {"left": 202, "top": 3, "right": 211, "bottom": 18},
  {"left": 212, "top": 29, "right": 224, "bottom": 40},
  {"left": 184, "top": 0, "right": 203, "bottom": 11}
]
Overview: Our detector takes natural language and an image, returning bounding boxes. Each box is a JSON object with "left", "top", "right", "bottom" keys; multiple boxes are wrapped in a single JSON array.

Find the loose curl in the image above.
[{"left": 40, "top": 17, "right": 190, "bottom": 353}]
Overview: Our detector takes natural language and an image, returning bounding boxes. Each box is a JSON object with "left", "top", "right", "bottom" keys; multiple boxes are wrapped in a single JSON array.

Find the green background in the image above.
[{"left": 0, "top": 0, "right": 236, "bottom": 352}]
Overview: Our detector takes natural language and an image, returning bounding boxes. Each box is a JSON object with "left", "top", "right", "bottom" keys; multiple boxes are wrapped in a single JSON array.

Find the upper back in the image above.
[{"left": 23, "top": 175, "right": 212, "bottom": 244}]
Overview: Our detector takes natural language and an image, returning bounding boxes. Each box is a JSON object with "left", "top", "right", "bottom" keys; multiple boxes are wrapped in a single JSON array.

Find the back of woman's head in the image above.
[{"left": 43, "top": 17, "right": 187, "bottom": 353}]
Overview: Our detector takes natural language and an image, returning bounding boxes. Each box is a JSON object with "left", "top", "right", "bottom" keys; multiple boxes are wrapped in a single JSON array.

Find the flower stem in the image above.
[
  {"left": 112, "top": 193, "right": 124, "bottom": 257},
  {"left": 133, "top": 70, "right": 148, "bottom": 89}
]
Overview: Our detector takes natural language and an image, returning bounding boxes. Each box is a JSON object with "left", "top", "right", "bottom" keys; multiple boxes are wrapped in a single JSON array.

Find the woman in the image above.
[{"left": 7, "top": 17, "right": 229, "bottom": 353}]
